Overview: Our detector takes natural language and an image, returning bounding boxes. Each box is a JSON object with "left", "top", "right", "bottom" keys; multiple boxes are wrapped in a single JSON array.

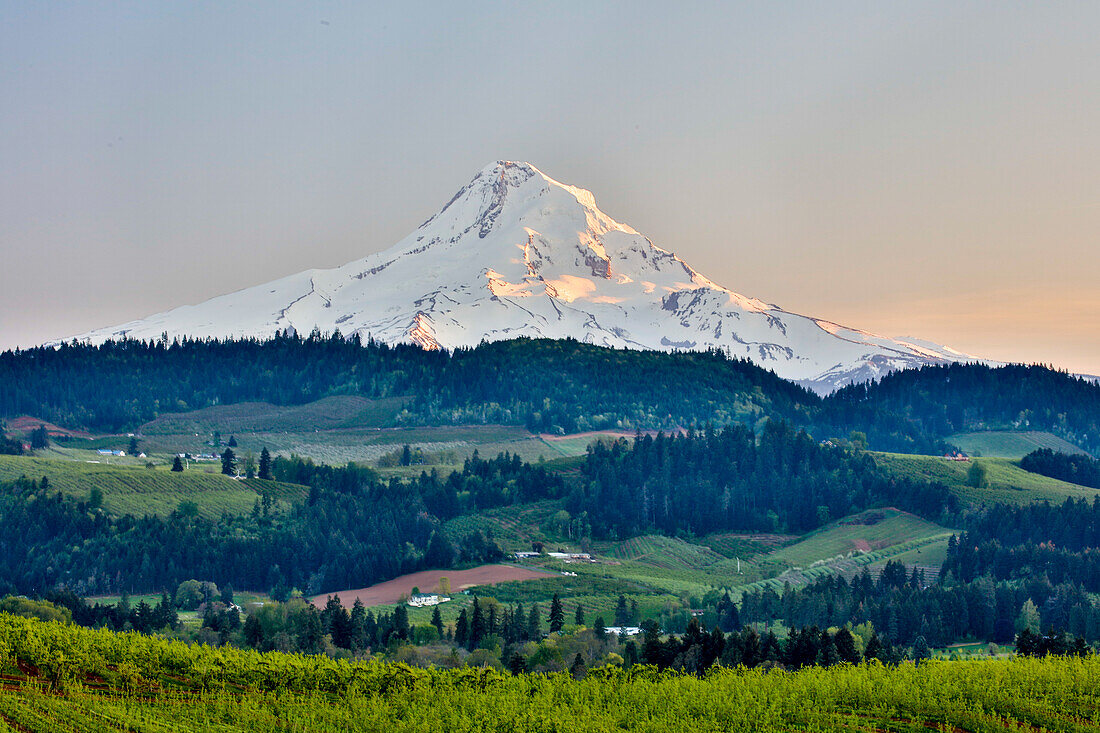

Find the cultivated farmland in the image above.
[{"left": 0, "top": 454, "right": 307, "bottom": 518}]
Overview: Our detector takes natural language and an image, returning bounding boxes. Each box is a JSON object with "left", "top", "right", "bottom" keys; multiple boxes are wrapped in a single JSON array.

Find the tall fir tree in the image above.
[
  {"left": 615, "top": 595, "right": 630, "bottom": 626},
  {"left": 528, "top": 603, "right": 541, "bottom": 638},
  {"left": 350, "top": 599, "right": 368, "bottom": 651},
  {"left": 431, "top": 605, "right": 444, "bottom": 639},
  {"left": 257, "top": 447, "right": 272, "bottom": 480},
  {"left": 548, "top": 594, "right": 564, "bottom": 633},
  {"left": 393, "top": 604, "right": 410, "bottom": 641},
  {"left": 220, "top": 448, "right": 237, "bottom": 476},
  {"left": 469, "top": 597, "right": 486, "bottom": 649},
  {"left": 570, "top": 652, "right": 587, "bottom": 680},
  {"left": 454, "top": 609, "right": 469, "bottom": 647}
]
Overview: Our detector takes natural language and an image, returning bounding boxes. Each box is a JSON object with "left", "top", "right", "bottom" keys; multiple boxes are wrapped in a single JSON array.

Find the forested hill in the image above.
[
  {"left": 821, "top": 363, "right": 1100, "bottom": 455},
  {"left": 4, "top": 337, "right": 1097, "bottom": 454},
  {"left": 0, "top": 423, "right": 953, "bottom": 598},
  {"left": 0, "top": 335, "right": 815, "bottom": 433},
  {"left": 569, "top": 422, "right": 958, "bottom": 539}
]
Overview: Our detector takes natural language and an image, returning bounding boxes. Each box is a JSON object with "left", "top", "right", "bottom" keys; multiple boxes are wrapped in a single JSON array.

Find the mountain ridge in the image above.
[{"left": 61, "top": 160, "right": 977, "bottom": 392}]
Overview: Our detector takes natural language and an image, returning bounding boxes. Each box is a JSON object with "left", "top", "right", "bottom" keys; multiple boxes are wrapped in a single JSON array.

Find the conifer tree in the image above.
[
  {"left": 469, "top": 597, "right": 486, "bottom": 649},
  {"left": 454, "top": 609, "right": 469, "bottom": 647},
  {"left": 30, "top": 424, "right": 49, "bottom": 450},
  {"left": 548, "top": 593, "right": 564, "bottom": 633},
  {"left": 615, "top": 595, "right": 630, "bottom": 626},
  {"left": 301, "top": 608, "right": 323, "bottom": 654},
  {"left": 834, "top": 627, "right": 860, "bottom": 664},
  {"left": 570, "top": 652, "right": 587, "bottom": 680},
  {"left": 528, "top": 603, "right": 541, "bottom": 638},
  {"left": 864, "top": 632, "right": 884, "bottom": 661},
  {"left": 220, "top": 448, "right": 236, "bottom": 476},
  {"left": 912, "top": 635, "right": 931, "bottom": 665},
  {"left": 393, "top": 604, "right": 410, "bottom": 641},
  {"left": 425, "top": 531, "right": 455, "bottom": 568},
  {"left": 817, "top": 630, "right": 840, "bottom": 666},
  {"left": 574, "top": 603, "right": 585, "bottom": 626},
  {"left": 257, "top": 447, "right": 272, "bottom": 480},
  {"left": 507, "top": 650, "right": 528, "bottom": 674},
  {"left": 487, "top": 603, "right": 498, "bottom": 637},
  {"left": 243, "top": 613, "right": 264, "bottom": 649},
  {"left": 594, "top": 615, "right": 607, "bottom": 640},
  {"left": 154, "top": 592, "right": 178, "bottom": 630},
  {"left": 623, "top": 640, "right": 638, "bottom": 667},
  {"left": 431, "top": 605, "right": 444, "bottom": 639},
  {"left": 331, "top": 607, "right": 352, "bottom": 649},
  {"left": 364, "top": 610, "right": 378, "bottom": 647},
  {"left": 321, "top": 595, "right": 343, "bottom": 634},
  {"left": 742, "top": 627, "right": 761, "bottom": 667},
  {"left": 171, "top": 455, "right": 184, "bottom": 472},
  {"left": 510, "top": 603, "right": 525, "bottom": 643},
  {"left": 761, "top": 630, "right": 782, "bottom": 662},
  {"left": 350, "top": 599, "right": 368, "bottom": 651}
]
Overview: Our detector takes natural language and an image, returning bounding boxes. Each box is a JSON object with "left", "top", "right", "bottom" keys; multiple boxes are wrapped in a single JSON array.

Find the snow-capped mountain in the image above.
[{"left": 66, "top": 161, "right": 975, "bottom": 393}]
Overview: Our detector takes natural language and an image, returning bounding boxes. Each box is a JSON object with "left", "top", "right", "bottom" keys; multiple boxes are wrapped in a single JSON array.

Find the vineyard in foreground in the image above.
[{"left": 1, "top": 614, "right": 1099, "bottom": 732}]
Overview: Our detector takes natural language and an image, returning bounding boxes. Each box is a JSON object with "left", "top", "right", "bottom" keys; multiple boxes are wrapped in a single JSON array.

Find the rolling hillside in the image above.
[
  {"left": 947, "top": 430, "right": 1090, "bottom": 458},
  {"left": 0, "top": 454, "right": 307, "bottom": 518},
  {"left": 872, "top": 452, "right": 1100, "bottom": 504}
]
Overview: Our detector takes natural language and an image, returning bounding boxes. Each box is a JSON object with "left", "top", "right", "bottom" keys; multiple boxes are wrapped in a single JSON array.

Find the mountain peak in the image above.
[
  {"left": 60, "top": 162, "right": 979, "bottom": 393},
  {"left": 479, "top": 159, "right": 542, "bottom": 176}
]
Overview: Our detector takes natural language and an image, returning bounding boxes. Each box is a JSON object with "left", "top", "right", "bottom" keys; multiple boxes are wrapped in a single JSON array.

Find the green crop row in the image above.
[{"left": 2, "top": 612, "right": 1100, "bottom": 731}]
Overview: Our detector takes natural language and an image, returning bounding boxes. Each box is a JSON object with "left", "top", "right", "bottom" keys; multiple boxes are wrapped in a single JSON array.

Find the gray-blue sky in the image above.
[{"left": 2, "top": 2, "right": 1098, "bottom": 373}]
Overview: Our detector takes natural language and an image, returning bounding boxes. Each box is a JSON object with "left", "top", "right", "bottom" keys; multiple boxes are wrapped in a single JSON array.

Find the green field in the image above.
[
  {"left": 441, "top": 499, "right": 961, "bottom": 616},
  {"left": 443, "top": 499, "right": 574, "bottom": 552},
  {"left": 536, "top": 431, "right": 632, "bottom": 458},
  {"left": 700, "top": 532, "right": 794, "bottom": 559},
  {"left": 139, "top": 395, "right": 406, "bottom": 434},
  {"left": 948, "top": 430, "right": 1091, "bottom": 459},
  {"left": 871, "top": 534, "right": 952, "bottom": 572},
  {"left": 139, "top": 413, "right": 548, "bottom": 468},
  {"left": 134, "top": 398, "right": 608, "bottom": 468},
  {"left": 767, "top": 508, "right": 951, "bottom": 567},
  {"left": 0, "top": 454, "right": 307, "bottom": 519},
  {"left": 2, "top": 614, "right": 1099, "bottom": 732},
  {"left": 873, "top": 452, "right": 1100, "bottom": 504}
]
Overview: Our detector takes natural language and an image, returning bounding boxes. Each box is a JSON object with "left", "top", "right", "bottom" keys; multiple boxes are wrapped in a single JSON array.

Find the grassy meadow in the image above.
[
  {"left": 947, "top": 429, "right": 1091, "bottom": 458},
  {"left": 872, "top": 452, "right": 1100, "bottom": 504}
]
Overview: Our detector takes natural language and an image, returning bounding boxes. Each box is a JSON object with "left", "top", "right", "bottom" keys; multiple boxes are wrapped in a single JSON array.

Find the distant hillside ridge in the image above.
[
  {"left": 0, "top": 335, "right": 815, "bottom": 434},
  {"left": 822, "top": 363, "right": 1100, "bottom": 456}
]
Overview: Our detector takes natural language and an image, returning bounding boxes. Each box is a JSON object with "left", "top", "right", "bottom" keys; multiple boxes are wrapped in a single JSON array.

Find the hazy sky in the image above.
[{"left": 3, "top": 2, "right": 1098, "bottom": 374}]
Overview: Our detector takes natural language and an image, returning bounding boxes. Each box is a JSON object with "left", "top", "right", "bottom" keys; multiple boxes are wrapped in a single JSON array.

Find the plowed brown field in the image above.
[{"left": 311, "top": 564, "right": 553, "bottom": 607}]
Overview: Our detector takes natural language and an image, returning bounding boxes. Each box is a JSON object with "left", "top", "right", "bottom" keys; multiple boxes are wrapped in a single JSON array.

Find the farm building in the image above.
[
  {"left": 604, "top": 626, "right": 643, "bottom": 637},
  {"left": 547, "top": 552, "right": 594, "bottom": 563}
]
